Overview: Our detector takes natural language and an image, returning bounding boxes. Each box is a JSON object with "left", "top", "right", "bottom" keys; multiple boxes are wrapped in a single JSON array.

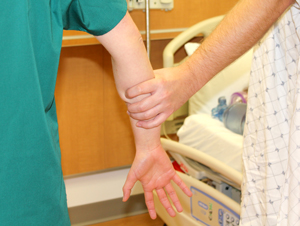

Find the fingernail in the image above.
[
  {"left": 169, "top": 208, "right": 176, "bottom": 217},
  {"left": 127, "top": 111, "right": 130, "bottom": 116}
]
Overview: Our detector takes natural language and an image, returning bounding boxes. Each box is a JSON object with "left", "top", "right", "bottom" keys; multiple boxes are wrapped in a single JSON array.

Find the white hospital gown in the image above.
[{"left": 241, "top": 4, "right": 300, "bottom": 226}]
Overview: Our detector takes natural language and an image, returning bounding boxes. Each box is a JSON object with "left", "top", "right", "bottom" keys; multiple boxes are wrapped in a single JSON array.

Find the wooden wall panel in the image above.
[
  {"left": 130, "top": 0, "right": 238, "bottom": 31},
  {"left": 62, "top": 0, "right": 238, "bottom": 47},
  {"left": 56, "top": 45, "right": 135, "bottom": 175}
]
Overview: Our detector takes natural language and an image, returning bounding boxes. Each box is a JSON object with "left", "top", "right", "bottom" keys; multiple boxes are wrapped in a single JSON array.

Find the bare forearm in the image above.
[
  {"left": 98, "top": 13, "right": 152, "bottom": 102},
  {"left": 96, "top": 12, "right": 161, "bottom": 151},
  {"left": 181, "top": 0, "right": 295, "bottom": 96}
]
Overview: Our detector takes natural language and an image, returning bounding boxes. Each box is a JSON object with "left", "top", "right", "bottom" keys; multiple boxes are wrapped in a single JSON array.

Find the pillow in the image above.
[
  {"left": 184, "top": 42, "right": 201, "bottom": 56},
  {"left": 188, "top": 48, "right": 253, "bottom": 115}
]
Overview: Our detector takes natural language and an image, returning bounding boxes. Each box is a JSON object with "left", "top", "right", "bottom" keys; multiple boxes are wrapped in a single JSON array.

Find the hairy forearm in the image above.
[
  {"left": 96, "top": 12, "right": 161, "bottom": 151},
  {"left": 180, "top": 0, "right": 295, "bottom": 97}
]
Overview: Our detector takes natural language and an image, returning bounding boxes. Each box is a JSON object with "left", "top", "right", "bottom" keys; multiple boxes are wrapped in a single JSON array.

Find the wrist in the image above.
[
  {"left": 135, "top": 136, "right": 162, "bottom": 153},
  {"left": 130, "top": 117, "right": 162, "bottom": 153}
]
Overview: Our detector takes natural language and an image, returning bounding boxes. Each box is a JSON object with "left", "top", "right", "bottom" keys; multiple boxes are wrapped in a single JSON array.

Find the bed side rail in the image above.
[
  {"left": 163, "top": 15, "right": 225, "bottom": 68},
  {"left": 161, "top": 138, "right": 242, "bottom": 186}
]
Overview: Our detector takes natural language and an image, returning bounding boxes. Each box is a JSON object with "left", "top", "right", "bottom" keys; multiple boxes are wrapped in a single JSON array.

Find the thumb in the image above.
[
  {"left": 122, "top": 171, "right": 138, "bottom": 202},
  {"left": 125, "top": 78, "right": 157, "bottom": 99}
]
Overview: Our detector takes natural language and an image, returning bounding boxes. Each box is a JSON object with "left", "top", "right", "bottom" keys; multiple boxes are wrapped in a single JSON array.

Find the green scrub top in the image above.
[{"left": 0, "top": 0, "right": 127, "bottom": 225}]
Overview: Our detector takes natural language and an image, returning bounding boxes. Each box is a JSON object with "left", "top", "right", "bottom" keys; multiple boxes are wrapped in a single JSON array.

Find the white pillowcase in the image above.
[{"left": 184, "top": 42, "right": 201, "bottom": 56}]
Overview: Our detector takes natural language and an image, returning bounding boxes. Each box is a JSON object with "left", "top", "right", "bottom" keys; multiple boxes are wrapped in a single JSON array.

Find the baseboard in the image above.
[{"left": 69, "top": 194, "right": 148, "bottom": 226}]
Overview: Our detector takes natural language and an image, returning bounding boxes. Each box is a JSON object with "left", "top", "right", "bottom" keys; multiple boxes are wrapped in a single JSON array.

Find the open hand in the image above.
[{"left": 122, "top": 144, "right": 192, "bottom": 219}]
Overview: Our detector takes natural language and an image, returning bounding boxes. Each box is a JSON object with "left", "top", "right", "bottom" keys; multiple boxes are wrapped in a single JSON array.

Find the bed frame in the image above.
[{"left": 153, "top": 139, "right": 242, "bottom": 226}]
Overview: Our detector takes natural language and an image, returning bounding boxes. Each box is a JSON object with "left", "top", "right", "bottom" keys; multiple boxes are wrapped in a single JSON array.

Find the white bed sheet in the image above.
[{"left": 177, "top": 113, "right": 243, "bottom": 173}]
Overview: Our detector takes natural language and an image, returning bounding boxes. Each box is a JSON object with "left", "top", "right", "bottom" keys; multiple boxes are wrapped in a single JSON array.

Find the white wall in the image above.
[{"left": 64, "top": 168, "right": 144, "bottom": 208}]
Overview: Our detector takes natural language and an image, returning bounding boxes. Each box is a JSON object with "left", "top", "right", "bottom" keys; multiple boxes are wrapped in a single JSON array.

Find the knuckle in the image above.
[
  {"left": 166, "top": 109, "right": 174, "bottom": 117},
  {"left": 160, "top": 196, "right": 169, "bottom": 204},
  {"left": 173, "top": 200, "right": 181, "bottom": 206},
  {"left": 133, "top": 114, "right": 142, "bottom": 120},
  {"left": 176, "top": 179, "right": 183, "bottom": 188},
  {"left": 168, "top": 190, "right": 176, "bottom": 197},
  {"left": 158, "top": 77, "right": 165, "bottom": 86},
  {"left": 137, "top": 85, "right": 143, "bottom": 95},
  {"left": 152, "top": 120, "right": 162, "bottom": 128},
  {"left": 145, "top": 200, "right": 154, "bottom": 208},
  {"left": 137, "top": 104, "right": 145, "bottom": 112},
  {"left": 127, "top": 104, "right": 134, "bottom": 111},
  {"left": 143, "top": 124, "right": 151, "bottom": 129},
  {"left": 144, "top": 111, "right": 152, "bottom": 119},
  {"left": 160, "top": 91, "right": 168, "bottom": 99}
]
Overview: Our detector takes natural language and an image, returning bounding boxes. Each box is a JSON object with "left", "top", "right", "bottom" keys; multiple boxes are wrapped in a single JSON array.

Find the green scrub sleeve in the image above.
[{"left": 61, "top": 0, "right": 127, "bottom": 36}]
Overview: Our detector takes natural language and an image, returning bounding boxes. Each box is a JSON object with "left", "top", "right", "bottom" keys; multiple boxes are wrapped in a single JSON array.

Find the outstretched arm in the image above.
[
  {"left": 126, "top": 0, "right": 295, "bottom": 128},
  {"left": 96, "top": 12, "right": 192, "bottom": 219}
]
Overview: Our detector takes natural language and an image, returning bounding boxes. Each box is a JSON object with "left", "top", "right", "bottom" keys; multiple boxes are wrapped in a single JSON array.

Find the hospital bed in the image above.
[{"left": 152, "top": 15, "right": 253, "bottom": 226}]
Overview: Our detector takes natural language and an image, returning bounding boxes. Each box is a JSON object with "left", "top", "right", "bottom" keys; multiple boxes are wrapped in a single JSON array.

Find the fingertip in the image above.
[
  {"left": 122, "top": 192, "right": 128, "bottom": 202},
  {"left": 177, "top": 206, "right": 183, "bottom": 213},
  {"left": 125, "top": 87, "right": 133, "bottom": 99},
  {"left": 173, "top": 201, "right": 183, "bottom": 213},
  {"left": 181, "top": 186, "right": 192, "bottom": 197},
  {"left": 149, "top": 210, "right": 157, "bottom": 220},
  {"left": 164, "top": 207, "right": 176, "bottom": 218},
  {"left": 126, "top": 84, "right": 143, "bottom": 99},
  {"left": 122, "top": 185, "right": 133, "bottom": 202},
  {"left": 186, "top": 188, "right": 193, "bottom": 197},
  {"left": 173, "top": 175, "right": 193, "bottom": 198},
  {"left": 123, "top": 189, "right": 132, "bottom": 202}
]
